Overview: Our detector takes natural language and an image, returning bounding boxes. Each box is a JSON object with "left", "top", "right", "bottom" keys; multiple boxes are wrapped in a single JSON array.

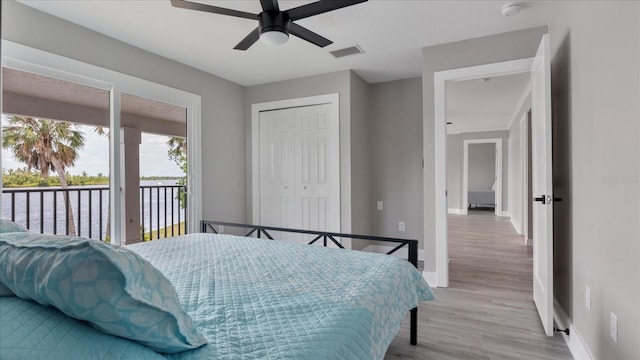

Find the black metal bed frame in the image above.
[{"left": 200, "top": 220, "right": 420, "bottom": 346}]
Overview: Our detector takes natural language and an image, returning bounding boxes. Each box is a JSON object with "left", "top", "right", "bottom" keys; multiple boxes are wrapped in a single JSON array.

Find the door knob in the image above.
[
  {"left": 534, "top": 196, "right": 546, "bottom": 204},
  {"left": 553, "top": 197, "right": 563, "bottom": 202}
]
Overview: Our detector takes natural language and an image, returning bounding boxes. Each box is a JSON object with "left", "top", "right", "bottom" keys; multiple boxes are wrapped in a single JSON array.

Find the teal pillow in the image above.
[
  {"left": 0, "top": 232, "right": 207, "bottom": 353},
  {"left": 0, "top": 219, "right": 28, "bottom": 233}
]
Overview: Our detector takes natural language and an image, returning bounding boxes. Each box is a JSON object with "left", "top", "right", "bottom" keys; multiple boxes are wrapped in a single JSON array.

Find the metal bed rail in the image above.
[{"left": 200, "top": 220, "right": 420, "bottom": 346}]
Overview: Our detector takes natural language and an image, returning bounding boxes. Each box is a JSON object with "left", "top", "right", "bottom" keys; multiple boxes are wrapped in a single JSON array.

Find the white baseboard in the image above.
[
  {"left": 362, "top": 245, "right": 425, "bottom": 261},
  {"left": 448, "top": 208, "right": 463, "bottom": 214},
  {"left": 554, "top": 298, "right": 594, "bottom": 360},
  {"left": 510, "top": 218, "right": 523, "bottom": 235},
  {"left": 499, "top": 211, "right": 510, "bottom": 217},
  {"left": 422, "top": 271, "right": 437, "bottom": 287}
]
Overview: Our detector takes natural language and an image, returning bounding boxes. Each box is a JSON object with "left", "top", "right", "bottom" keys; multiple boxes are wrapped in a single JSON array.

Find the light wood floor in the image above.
[{"left": 385, "top": 211, "right": 572, "bottom": 360}]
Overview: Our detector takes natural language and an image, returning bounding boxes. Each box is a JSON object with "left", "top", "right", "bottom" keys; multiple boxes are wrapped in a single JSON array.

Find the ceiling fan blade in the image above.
[
  {"left": 286, "top": 0, "right": 368, "bottom": 21},
  {"left": 171, "top": 0, "right": 257, "bottom": 20},
  {"left": 259, "top": 0, "right": 279, "bottom": 12},
  {"left": 289, "top": 23, "right": 332, "bottom": 48},
  {"left": 234, "top": 27, "right": 261, "bottom": 50}
]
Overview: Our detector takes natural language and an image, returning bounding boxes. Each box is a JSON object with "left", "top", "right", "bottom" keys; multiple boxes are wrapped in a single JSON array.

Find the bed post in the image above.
[{"left": 408, "top": 240, "right": 418, "bottom": 345}]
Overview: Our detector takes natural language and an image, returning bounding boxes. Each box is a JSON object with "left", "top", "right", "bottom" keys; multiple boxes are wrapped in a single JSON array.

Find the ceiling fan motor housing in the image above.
[{"left": 258, "top": 12, "right": 291, "bottom": 36}]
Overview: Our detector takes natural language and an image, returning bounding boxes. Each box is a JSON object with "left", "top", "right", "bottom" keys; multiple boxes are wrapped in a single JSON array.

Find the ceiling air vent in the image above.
[{"left": 330, "top": 45, "right": 365, "bottom": 59}]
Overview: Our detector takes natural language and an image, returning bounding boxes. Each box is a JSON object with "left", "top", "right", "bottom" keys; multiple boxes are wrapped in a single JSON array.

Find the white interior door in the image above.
[
  {"left": 259, "top": 103, "right": 339, "bottom": 245},
  {"left": 531, "top": 34, "right": 554, "bottom": 337},
  {"left": 259, "top": 108, "right": 295, "bottom": 240}
]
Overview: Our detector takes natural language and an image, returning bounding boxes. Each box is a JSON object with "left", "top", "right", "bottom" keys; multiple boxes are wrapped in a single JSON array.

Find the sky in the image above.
[{"left": 1, "top": 117, "right": 184, "bottom": 177}]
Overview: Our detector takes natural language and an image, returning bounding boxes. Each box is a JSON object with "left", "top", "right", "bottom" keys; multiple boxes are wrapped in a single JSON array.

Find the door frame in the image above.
[
  {"left": 462, "top": 138, "right": 502, "bottom": 216},
  {"left": 521, "top": 111, "right": 530, "bottom": 244},
  {"left": 251, "top": 93, "right": 341, "bottom": 237},
  {"left": 1, "top": 40, "right": 202, "bottom": 242},
  {"left": 432, "top": 58, "right": 533, "bottom": 287}
]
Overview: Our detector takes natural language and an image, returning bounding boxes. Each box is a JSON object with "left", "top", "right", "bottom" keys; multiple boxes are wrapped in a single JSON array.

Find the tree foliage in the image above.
[
  {"left": 2, "top": 116, "right": 85, "bottom": 235},
  {"left": 2, "top": 168, "right": 109, "bottom": 187},
  {"left": 3, "top": 116, "right": 85, "bottom": 177},
  {"left": 167, "top": 136, "right": 187, "bottom": 209}
]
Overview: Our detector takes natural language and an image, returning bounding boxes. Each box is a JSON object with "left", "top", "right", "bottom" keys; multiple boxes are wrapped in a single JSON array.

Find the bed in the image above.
[
  {"left": 468, "top": 189, "right": 496, "bottom": 209},
  {"left": 0, "top": 220, "right": 434, "bottom": 360}
]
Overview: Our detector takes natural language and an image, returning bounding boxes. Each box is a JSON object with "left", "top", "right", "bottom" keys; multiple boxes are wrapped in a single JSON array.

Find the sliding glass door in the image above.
[{"left": 1, "top": 40, "right": 202, "bottom": 244}]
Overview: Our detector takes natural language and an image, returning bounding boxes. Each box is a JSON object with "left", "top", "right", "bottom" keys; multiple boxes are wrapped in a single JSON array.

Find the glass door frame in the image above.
[{"left": 1, "top": 40, "right": 202, "bottom": 244}]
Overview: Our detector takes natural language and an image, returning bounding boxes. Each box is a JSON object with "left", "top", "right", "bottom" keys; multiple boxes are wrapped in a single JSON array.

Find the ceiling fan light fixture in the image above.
[{"left": 260, "top": 30, "right": 289, "bottom": 45}]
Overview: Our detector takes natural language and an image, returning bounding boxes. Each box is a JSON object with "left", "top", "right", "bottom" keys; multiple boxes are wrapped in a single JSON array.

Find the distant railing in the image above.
[{"left": 2, "top": 185, "right": 186, "bottom": 241}]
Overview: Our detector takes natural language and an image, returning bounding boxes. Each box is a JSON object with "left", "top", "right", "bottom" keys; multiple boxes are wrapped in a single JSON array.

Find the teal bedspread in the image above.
[{"left": 127, "top": 233, "right": 434, "bottom": 360}]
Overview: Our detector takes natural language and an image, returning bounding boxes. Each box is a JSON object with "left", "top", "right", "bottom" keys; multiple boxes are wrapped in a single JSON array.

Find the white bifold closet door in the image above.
[{"left": 259, "top": 103, "right": 340, "bottom": 245}]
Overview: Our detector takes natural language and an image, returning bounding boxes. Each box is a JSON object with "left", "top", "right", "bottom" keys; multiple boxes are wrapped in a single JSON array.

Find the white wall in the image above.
[
  {"left": 549, "top": 2, "right": 640, "bottom": 359},
  {"left": 1, "top": 0, "right": 247, "bottom": 225}
]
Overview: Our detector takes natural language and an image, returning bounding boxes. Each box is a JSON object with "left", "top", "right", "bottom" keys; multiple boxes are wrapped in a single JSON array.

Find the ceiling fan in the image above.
[{"left": 170, "top": 0, "right": 368, "bottom": 50}]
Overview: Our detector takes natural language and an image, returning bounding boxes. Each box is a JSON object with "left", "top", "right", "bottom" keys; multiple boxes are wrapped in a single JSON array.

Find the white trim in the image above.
[
  {"left": 110, "top": 86, "right": 122, "bottom": 244},
  {"left": 433, "top": 70, "right": 448, "bottom": 287},
  {"left": 422, "top": 271, "right": 438, "bottom": 287},
  {"left": 510, "top": 217, "right": 522, "bottom": 235},
  {"left": 499, "top": 211, "right": 510, "bottom": 217},
  {"left": 462, "top": 138, "right": 503, "bottom": 216},
  {"left": 507, "top": 81, "right": 532, "bottom": 131},
  {"left": 1, "top": 40, "right": 203, "bottom": 238},
  {"left": 432, "top": 58, "right": 534, "bottom": 287},
  {"left": 447, "top": 127, "right": 513, "bottom": 135},
  {"left": 448, "top": 208, "right": 463, "bottom": 215},
  {"left": 554, "top": 299, "right": 594, "bottom": 360},
  {"left": 521, "top": 111, "right": 530, "bottom": 242}
]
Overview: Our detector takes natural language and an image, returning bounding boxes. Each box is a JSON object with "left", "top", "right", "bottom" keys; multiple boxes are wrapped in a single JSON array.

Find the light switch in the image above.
[{"left": 377, "top": 201, "right": 383, "bottom": 211}]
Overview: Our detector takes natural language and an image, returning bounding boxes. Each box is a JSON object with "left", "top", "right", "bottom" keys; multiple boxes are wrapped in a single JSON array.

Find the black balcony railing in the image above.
[
  {"left": 140, "top": 185, "right": 187, "bottom": 240},
  {"left": 2, "top": 185, "right": 186, "bottom": 242}
]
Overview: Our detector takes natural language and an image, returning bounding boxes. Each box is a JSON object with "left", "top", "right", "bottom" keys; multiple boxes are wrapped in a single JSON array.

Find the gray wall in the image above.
[
  {"left": 370, "top": 78, "right": 423, "bottom": 244},
  {"left": 422, "top": 26, "right": 547, "bottom": 272},
  {"left": 349, "top": 72, "right": 372, "bottom": 239},
  {"left": 1, "top": 0, "right": 247, "bottom": 225},
  {"left": 244, "top": 70, "right": 366, "bottom": 236},
  {"left": 446, "top": 131, "right": 509, "bottom": 211},
  {"left": 549, "top": 2, "right": 640, "bottom": 359},
  {"left": 468, "top": 143, "right": 495, "bottom": 191}
]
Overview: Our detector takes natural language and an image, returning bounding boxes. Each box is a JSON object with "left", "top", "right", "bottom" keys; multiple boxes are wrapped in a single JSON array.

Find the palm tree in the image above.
[{"left": 2, "top": 116, "right": 85, "bottom": 236}]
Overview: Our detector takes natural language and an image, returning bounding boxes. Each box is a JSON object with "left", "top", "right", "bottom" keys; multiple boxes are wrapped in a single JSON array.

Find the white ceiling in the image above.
[
  {"left": 446, "top": 72, "right": 530, "bottom": 134},
  {"left": 18, "top": 0, "right": 558, "bottom": 86}
]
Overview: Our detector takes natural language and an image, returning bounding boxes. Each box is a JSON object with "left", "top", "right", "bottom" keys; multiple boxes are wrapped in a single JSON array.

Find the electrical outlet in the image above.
[
  {"left": 585, "top": 286, "right": 591, "bottom": 311},
  {"left": 377, "top": 201, "right": 383, "bottom": 211},
  {"left": 219, "top": 225, "right": 224, "bottom": 234},
  {"left": 610, "top": 312, "right": 618, "bottom": 343},
  {"left": 398, "top": 222, "right": 405, "bottom": 232}
]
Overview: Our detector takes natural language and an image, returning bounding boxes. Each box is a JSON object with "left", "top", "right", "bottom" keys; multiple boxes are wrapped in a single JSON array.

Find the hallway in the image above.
[{"left": 385, "top": 212, "right": 572, "bottom": 359}]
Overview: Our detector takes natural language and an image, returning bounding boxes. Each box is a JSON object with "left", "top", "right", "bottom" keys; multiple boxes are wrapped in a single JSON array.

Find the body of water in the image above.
[{"left": 2, "top": 180, "right": 186, "bottom": 240}]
